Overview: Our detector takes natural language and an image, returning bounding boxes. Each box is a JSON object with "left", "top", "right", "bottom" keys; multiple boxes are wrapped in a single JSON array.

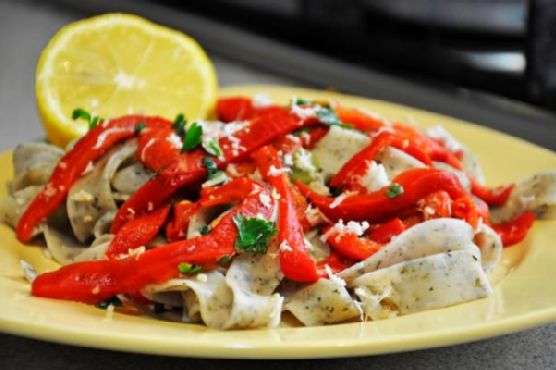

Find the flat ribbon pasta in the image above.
[
  {"left": 67, "top": 141, "right": 137, "bottom": 242},
  {"left": 12, "top": 142, "right": 64, "bottom": 191},
  {"left": 353, "top": 249, "right": 491, "bottom": 320},
  {"left": 489, "top": 171, "right": 556, "bottom": 223},
  {"left": 339, "top": 218, "right": 476, "bottom": 284}
]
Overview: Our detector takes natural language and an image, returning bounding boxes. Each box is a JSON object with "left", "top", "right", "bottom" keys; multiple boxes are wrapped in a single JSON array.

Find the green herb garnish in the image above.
[
  {"left": 292, "top": 127, "right": 311, "bottom": 137},
  {"left": 315, "top": 106, "right": 342, "bottom": 126},
  {"left": 134, "top": 121, "right": 146, "bottom": 135},
  {"left": 72, "top": 108, "right": 103, "bottom": 130},
  {"left": 172, "top": 113, "right": 186, "bottom": 136},
  {"left": 218, "top": 255, "right": 232, "bottom": 266},
  {"left": 199, "top": 224, "right": 212, "bottom": 235},
  {"left": 232, "top": 214, "right": 276, "bottom": 254},
  {"left": 203, "top": 138, "right": 221, "bottom": 157},
  {"left": 178, "top": 262, "right": 203, "bottom": 274},
  {"left": 95, "top": 296, "right": 123, "bottom": 309},
  {"left": 386, "top": 183, "right": 404, "bottom": 198},
  {"left": 182, "top": 122, "right": 203, "bottom": 152},
  {"left": 202, "top": 156, "right": 219, "bottom": 178}
]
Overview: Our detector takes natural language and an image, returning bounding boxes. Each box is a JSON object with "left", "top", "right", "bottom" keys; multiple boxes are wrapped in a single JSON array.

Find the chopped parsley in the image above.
[
  {"left": 292, "top": 127, "right": 311, "bottom": 137},
  {"left": 290, "top": 98, "right": 341, "bottom": 126},
  {"left": 72, "top": 108, "right": 103, "bottom": 130},
  {"left": 95, "top": 296, "right": 123, "bottom": 309},
  {"left": 233, "top": 214, "right": 276, "bottom": 254},
  {"left": 178, "top": 262, "right": 203, "bottom": 274},
  {"left": 218, "top": 255, "right": 232, "bottom": 266},
  {"left": 172, "top": 113, "right": 186, "bottom": 136},
  {"left": 315, "top": 106, "right": 342, "bottom": 126},
  {"left": 386, "top": 183, "right": 404, "bottom": 198},
  {"left": 202, "top": 156, "right": 220, "bottom": 179},
  {"left": 199, "top": 224, "right": 212, "bottom": 235},
  {"left": 134, "top": 121, "right": 146, "bottom": 135},
  {"left": 203, "top": 138, "right": 221, "bottom": 157},
  {"left": 182, "top": 122, "right": 203, "bottom": 152}
]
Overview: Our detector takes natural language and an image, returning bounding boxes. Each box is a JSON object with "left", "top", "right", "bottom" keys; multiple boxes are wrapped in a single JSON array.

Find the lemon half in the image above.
[{"left": 36, "top": 13, "right": 217, "bottom": 147}]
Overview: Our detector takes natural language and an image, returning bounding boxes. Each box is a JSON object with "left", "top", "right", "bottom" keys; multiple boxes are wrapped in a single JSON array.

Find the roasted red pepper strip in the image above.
[
  {"left": 253, "top": 145, "right": 318, "bottom": 283},
  {"left": 16, "top": 115, "right": 171, "bottom": 243},
  {"left": 324, "top": 230, "right": 383, "bottom": 261},
  {"left": 471, "top": 180, "right": 514, "bottom": 207},
  {"left": 491, "top": 211, "right": 535, "bottom": 247},
  {"left": 367, "top": 218, "right": 406, "bottom": 244},
  {"left": 166, "top": 201, "right": 201, "bottom": 242},
  {"left": 113, "top": 110, "right": 313, "bottom": 232},
  {"left": 297, "top": 168, "right": 467, "bottom": 222},
  {"left": 334, "top": 106, "right": 385, "bottom": 132},
  {"left": 111, "top": 149, "right": 207, "bottom": 233},
  {"left": 216, "top": 97, "right": 283, "bottom": 122},
  {"left": 105, "top": 206, "right": 170, "bottom": 259},
  {"left": 452, "top": 196, "right": 480, "bottom": 229},
  {"left": 220, "top": 110, "right": 311, "bottom": 162},
  {"left": 330, "top": 131, "right": 393, "bottom": 188},
  {"left": 420, "top": 190, "right": 452, "bottom": 220},
  {"left": 137, "top": 125, "right": 181, "bottom": 172},
  {"left": 393, "top": 124, "right": 463, "bottom": 170},
  {"left": 200, "top": 177, "right": 262, "bottom": 207},
  {"left": 31, "top": 187, "right": 274, "bottom": 304},
  {"left": 317, "top": 251, "right": 354, "bottom": 277}
]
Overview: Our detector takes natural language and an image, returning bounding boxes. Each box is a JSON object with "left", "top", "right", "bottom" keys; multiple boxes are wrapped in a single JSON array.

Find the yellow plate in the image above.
[{"left": 1, "top": 86, "right": 555, "bottom": 359}]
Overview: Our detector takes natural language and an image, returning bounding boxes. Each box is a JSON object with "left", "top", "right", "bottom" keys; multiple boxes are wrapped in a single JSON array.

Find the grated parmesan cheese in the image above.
[
  {"left": 196, "top": 273, "right": 208, "bottom": 283},
  {"left": 324, "top": 264, "right": 347, "bottom": 287},
  {"left": 166, "top": 133, "right": 183, "bottom": 149},
  {"left": 20, "top": 260, "right": 37, "bottom": 283},
  {"left": 140, "top": 138, "right": 156, "bottom": 162},
  {"left": 329, "top": 191, "right": 356, "bottom": 209},
  {"left": 268, "top": 165, "right": 291, "bottom": 176},
  {"left": 82, "top": 161, "right": 94, "bottom": 175},
  {"left": 94, "top": 127, "right": 127, "bottom": 149},
  {"left": 280, "top": 240, "right": 293, "bottom": 252},
  {"left": 357, "top": 161, "right": 389, "bottom": 192},
  {"left": 320, "top": 219, "right": 370, "bottom": 242},
  {"left": 259, "top": 192, "right": 272, "bottom": 208}
]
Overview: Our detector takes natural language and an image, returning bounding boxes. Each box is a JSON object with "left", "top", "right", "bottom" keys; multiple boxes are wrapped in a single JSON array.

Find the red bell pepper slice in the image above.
[
  {"left": 220, "top": 110, "right": 311, "bottom": 162},
  {"left": 200, "top": 177, "right": 262, "bottom": 207},
  {"left": 393, "top": 124, "right": 463, "bottom": 170},
  {"left": 166, "top": 201, "right": 201, "bottom": 242},
  {"left": 16, "top": 115, "right": 172, "bottom": 243},
  {"left": 334, "top": 106, "right": 385, "bottom": 132},
  {"left": 491, "top": 211, "right": 535, "bottom": 247},
  {"left": 471, "top": 180, "right": 514, "bottom": 207},
  {"left": 317, "top": 250, "right": 354, "bottom": 277},
  {"left": 31, "top": 187, "right": 275, "bottom": 304},
  {"left": 105, "top": 205, "right": 170, "bottom": 259},
  {"left": 137, "top": 125, "right": 181, "bottom": 172},
  {"left": 111, "top": 149, "right": 207, "bottom": 233},
  {"left": 329, "top": 131, "right": 394, "bottom": 188},
  {"left": 298, "top": 168, "right": 467, "bottom": 223},
  {"left": 367, "top": 218, "right": 406, "bottom": 244},
  {"left": 451, "top": 196, "right": 481, "bottom": 229},
  {"left": 324, "top": 230, "right": 383, "bottom": 261},
  {"left": 420, "top": 190, "right": 452, "bottom": 220},
  {"left": 253, "top": 145, "right": 319, "bottom": 283},
  {"left": 216, "top": 97, "right": 283, "bottom": 122}
]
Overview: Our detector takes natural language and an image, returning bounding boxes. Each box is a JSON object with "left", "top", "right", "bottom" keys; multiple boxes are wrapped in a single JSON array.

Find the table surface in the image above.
[{"left": 1, "top": 1, "right": 556, "bottom": 369}]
